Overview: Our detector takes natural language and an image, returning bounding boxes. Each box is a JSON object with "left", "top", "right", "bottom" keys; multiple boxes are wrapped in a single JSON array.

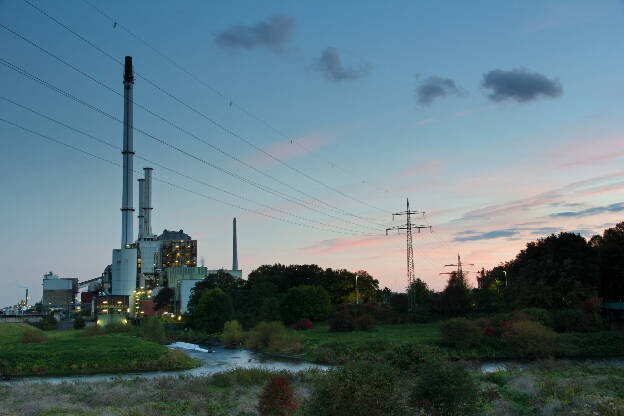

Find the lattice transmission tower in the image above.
[{"left": 386, "top": 198, "right": 430, "bottom": 311}]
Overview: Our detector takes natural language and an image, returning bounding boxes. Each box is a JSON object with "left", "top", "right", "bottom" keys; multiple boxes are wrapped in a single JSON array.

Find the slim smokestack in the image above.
[
  {"left": 232, "top": 217, "right": 238, "bottom": 270},
  {"left": 121, "top": 56, "right": 134, "bottom": 247},
  {"left": 137, "top": 178, "right": 144, "bottom": 239},
  {"left": 143, "top": 167, "right": 153, "bottom": 236}
]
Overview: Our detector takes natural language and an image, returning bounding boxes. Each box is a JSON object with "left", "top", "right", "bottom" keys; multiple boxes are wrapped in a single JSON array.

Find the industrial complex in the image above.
[{"left": 1, "top": 56, "right": 242, "bottom": 323}]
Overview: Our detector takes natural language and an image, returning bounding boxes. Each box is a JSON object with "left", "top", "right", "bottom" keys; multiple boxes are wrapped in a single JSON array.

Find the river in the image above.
[{"left": 1, "top": 342, "right": 331, "bottom": 385}]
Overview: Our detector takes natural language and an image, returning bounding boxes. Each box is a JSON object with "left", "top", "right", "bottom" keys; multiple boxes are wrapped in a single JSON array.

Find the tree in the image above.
[
  {"left": 408, "top": 279, "right": 433, "bottom": 312},
  {"left": 389, "top": 293, "right": 408, "bottom": 313},
  {"left": 153, "top": 287, "right": 175, "bottom": 312},
  {"left": 187, "top": 288, "right": 234, "bottom": 333},
  {"left": 440, "top": 271, "right": 473, "bottom": 317},
  {"left": 475, "top": 267, "right": 506, "bottom": 312},
  {"left": 591, "top": 222, "right": 624, "bottom": 302},
  {"left": 279, "top": 285, "right": 332, "bottom": 323},
  {"left": 505, "top": 232, "right": 599, "bottom": 309}
]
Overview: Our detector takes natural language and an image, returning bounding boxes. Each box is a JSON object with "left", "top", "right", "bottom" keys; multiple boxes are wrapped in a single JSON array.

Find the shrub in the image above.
[
  {"left": 354, "top": 314, "right": 375, "bottom": 331},
  {"left": 246, "top": 321, "right": 304, "bottom": 353},
  {"left": 439, "top": 318, "right": 482, "bottom": 348},
  {"left": 104, "top": 322, "right": 131, "bottom": 334},
  {"left": 39, "top": 316, "right": 58, "bottom": 331},
  {"left": 411, "top": 360, "right": 478, "bottom": 415},
  {"left": 189, "top": 288, "right": 234, "bottom": 333},
  {"left": 502, "top": 321, "right": 557, "bottom": 358},
  {"left": 141, "top": 316, "right": 167, "bottom": 343},
  {"left": 389, "top": 293, "right": 408, "bottom": 313},
  {"left": 72, "top": 316, "right": 86, "bottom": 330},
  {"left": 384, "top": 343, "right": 440, "bottom": 373},
  {"left": 257, "top": 375, "right": 298, "bottom": 416},
  {"left": 306, "top": 360, "right": 400, "bottom": 416},
  {"left": 221, "top": 320, "right": 244, "bottom": 347},
  {"left": 328, "top": 310, "right": 355, "bottom": 332},
  {"left": 519, "top": 307, "right": 552, "bottom": 327},
  {"left": 21, "top": 327, "right": 47, "bottom": 344},
  {"left": 552, "top": 309, "right": 588, "bottom": 332},
  {"left": 211, "top": 368, "right": 275, "bottom": 387},
  {"left": 294, "top": 318, "right": 313, "bottom": 331}
]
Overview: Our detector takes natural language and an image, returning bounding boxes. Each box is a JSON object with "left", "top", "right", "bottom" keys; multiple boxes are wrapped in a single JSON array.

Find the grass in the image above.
[
  {"left": 0, "top": 364, "right": 622, "bottom": 415},
  {"left": 0, "top": 323, "right": 199, "bottom": 377}
]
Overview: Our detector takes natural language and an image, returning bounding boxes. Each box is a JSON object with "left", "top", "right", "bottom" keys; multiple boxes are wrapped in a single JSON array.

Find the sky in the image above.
[{"left": 1, "top": 0, "right": 624, "bottom": 307}]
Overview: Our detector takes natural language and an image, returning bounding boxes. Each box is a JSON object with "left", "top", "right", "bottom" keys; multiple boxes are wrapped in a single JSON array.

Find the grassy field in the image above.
[
  {"left": 0, "top": 365, "right": 622, "bottom": 415},
  {"left": 0, "top": 323, "right": 198, "bottom": 377}
]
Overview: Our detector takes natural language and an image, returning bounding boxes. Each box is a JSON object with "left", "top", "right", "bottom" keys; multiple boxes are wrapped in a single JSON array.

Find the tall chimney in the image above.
[
  {"left": 121, "top": 56, "right": 134, "bottom": 247},
  {"left": 232, "top": 217, "right": 238, "bottom": 270},
  {"left": 143, "top": 167, "right": 153, "bottom": 237},
  {"left": 137, "top": 178, "right": 144, "bottom": 239}
]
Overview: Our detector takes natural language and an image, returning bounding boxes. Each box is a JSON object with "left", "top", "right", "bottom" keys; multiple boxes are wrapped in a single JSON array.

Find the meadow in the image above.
[{"left": 0, "top": 323, "right": 198, "bottom": 377}]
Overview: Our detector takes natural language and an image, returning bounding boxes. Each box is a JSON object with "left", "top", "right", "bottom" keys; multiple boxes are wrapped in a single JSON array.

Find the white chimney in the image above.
[
  {"left": 137, "top": 178, "right": 144, "bottom": 240},
  {"left": 143, "top": 167, "right": 153, "bottom": 237}
]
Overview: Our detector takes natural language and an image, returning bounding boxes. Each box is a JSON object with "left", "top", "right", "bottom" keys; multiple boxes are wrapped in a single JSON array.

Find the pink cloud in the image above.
[{"left": 245, "top": 135, "right": 332, "bottom": 167}]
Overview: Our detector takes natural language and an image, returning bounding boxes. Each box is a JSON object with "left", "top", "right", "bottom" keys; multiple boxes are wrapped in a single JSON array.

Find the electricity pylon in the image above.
[
  {"left": 386, "top": 198, "right": 431, "bottom": 312},
  {"left": 439, "top": 253, "right": 474, "bottom": 279}
]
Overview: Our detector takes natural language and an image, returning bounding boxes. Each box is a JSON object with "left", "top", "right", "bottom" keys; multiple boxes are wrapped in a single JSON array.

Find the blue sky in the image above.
[{"left": 1, "top": 0, "right": 624, "bottom": 307}]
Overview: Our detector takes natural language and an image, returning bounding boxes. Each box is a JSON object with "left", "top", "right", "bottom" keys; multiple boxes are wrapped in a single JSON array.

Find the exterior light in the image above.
[{"left": 177, "top": 316, "right": 181, "bottom": 321}]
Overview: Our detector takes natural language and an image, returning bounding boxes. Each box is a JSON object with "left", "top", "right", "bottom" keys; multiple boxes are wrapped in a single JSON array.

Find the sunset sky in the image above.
[{"left": 1, "top": 0, "right": 624, "bottom": 306}]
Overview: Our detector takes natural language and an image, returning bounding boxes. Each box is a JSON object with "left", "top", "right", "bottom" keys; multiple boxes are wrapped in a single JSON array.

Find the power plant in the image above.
[{"left": 30, "top": 56, "right": 242, "bottom": 324}]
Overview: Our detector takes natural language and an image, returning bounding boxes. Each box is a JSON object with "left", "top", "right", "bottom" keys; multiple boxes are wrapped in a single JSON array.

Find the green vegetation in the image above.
[{"left": 0, "top": 323, "right": 198, "bottom": 377}]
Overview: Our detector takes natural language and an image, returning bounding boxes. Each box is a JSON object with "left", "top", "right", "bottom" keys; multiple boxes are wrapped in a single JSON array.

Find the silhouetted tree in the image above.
[
  {"left": 591, "top": 222, "right": 624, "bottom": 302},
  {"left": 440, "top": 271, "right": 474, "bottom": 317},
  {"left": 153, "top": 287, "right": 174, "bottom": 312}
]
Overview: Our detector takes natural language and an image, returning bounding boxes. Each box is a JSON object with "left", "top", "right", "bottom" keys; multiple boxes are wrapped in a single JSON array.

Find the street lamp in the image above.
[{"left": 355, "top": 274, "right": 359, "bottom": 305}]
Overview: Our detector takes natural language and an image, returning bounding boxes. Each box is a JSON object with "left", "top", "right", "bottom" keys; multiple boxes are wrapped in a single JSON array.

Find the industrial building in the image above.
[
  {"left": 42, "top": 271, "right": 78, "bottom": 314},
  {"left": 36, "top": 56, "right": 243, "bottom": 324}
]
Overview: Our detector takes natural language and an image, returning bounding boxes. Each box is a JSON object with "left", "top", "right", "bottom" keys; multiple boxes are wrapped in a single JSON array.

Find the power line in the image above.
[
  {"left": 0, "top": 22, "right": 386, "bottom": 232},
  {"left": 0, "top": 57, "right": 384, "bottom": 234},
  {"left": 0, "top": 116, "right": 379, "bottom": 236},
  {"left": 78, "top": 0, "right": 392, "bottom": 215},
  {"left": 0, "top": 95, "right": 380, "bottom": 236},
  {"left": 22, "top": 0, "right": 390, "bottom": 222}
]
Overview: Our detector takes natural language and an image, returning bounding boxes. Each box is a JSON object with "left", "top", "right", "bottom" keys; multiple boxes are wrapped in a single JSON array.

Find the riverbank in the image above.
[
  {"left": 0, "top": 323, "right": 198, "bottom": 377},
  {"left": 0, "top": 363, "right": 622, "bottom": 415}
]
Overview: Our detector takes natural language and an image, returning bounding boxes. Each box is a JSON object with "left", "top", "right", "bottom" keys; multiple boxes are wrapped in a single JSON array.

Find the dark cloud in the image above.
[
  {"left": 416, "top": 76, "right": 462, "bottom": 106},
  {"left": 550, "top": 202, "right": 624, "bottom": 218},
  {"left": 314, "top": 47, "right": 371, "bottom": 82},
  {"left": 481, "top": 68, "right": 563, "bottom": 102},
  {"left": 455, "top": 229, "right": 519, "bottom": 242},
  {"left": 216, "top": 15, "right": 295, "bottom": 54}
]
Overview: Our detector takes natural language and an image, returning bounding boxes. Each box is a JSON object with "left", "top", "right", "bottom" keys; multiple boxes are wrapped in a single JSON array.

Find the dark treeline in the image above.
[{"left": 184, "top": 265, "right": 389, "bottom": 331}]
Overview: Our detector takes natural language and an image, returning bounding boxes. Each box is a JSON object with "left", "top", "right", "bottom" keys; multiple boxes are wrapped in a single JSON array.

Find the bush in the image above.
[
  {"left": 329, "top": 310, "right": 355, "bottom": 332},
  {"left": 518, "top": 307, "right": 552, "bottom": 327},
  {"left": 294, "top": 318, "right": 313, "bottom": 331},
  {"left": 21, "top": 327, "right": 47, "bottom": 344},
  {"left": 411, "top": 360, "right": 478, "bottom": 415},
  {"left": 39, "top": 316, "right": 58, "bottom": 331},
  {"left": 552, "top": 309, "right": 590, "bottom": 332},
  {"left": 189, "top": 288, "right": 234, "bottom": 333},
  {"left": 502, "top": 321, "right": 557, "bottom": 358},
  {"left": 306, "top": 360, "right": 400, "bottom": 416},
  {"left": 257, "top": 375, "right": 298, "bottom": 416},
  {"left": 439, "top": 318, "right": 482, "bottom": 348},
  {"left": 246, "top": 321, "right": 304, "bottom": 353},
  {"left": 384, "top": 343, "right": 439, "bottom": 373},
  {"left": 221, "top": 320, "right": 244, "bottom": 347},
  {"left": 354, "top": 314, "right": 375, "bottom": 331},
  {"left": 73, "top": 316, "right": 86, "bottom": 330},
  {"left": 104, "top": 322, "right": 131, "bottom": 334},
  {"left": 389, "top": 293, "right": 408, "bottom": 313},
  {"left": 141, "top": 316, "right": 167, "bottom": 343}
]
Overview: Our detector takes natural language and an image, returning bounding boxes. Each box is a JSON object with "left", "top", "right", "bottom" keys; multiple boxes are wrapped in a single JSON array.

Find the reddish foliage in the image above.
[
  {"left": 484, "top": 326, "right": 501, "bottom": 337},
  {"left": 294, "top": 318, "right": 313, "bottom": 330},
  {"left": 257, "top": 376, "right": 298, "bottom": 416}
]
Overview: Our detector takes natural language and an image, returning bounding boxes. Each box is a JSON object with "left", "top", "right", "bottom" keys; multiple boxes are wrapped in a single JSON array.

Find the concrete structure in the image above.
[
  {"left": 111, "top": 248, "right": 137, "bottom": 296},
  {"left": 137, "top": 178, "right": 145, "bottom": 239},
  {"left": 179, "top": 279, "right": 201, "bottom": 314},
  {"left": 233, "top": 217, "right": 238, "bottom": 271},
  {"left": 160, "top": 230, "right": 197, "bottom": 271},
  {"left": 166, "top": 266, "right": 207, "bottom": 289},
  {"left": 42, "top": 271, "right": 78, "bottom": 311}
]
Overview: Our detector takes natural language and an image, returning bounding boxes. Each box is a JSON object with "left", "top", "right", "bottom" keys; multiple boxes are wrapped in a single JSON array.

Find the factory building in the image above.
[{"left": 42, "top": 271, "right": 78, "bottom": 313}]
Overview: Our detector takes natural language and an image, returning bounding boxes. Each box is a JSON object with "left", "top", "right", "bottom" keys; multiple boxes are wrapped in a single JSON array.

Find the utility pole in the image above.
[
  {"left": 386, "top": 198, "right": 430, "bottom": 312},
  {"left": 439, "top": 254, "right": 474, "bottom": 280}
]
